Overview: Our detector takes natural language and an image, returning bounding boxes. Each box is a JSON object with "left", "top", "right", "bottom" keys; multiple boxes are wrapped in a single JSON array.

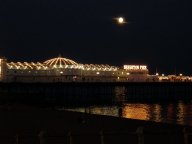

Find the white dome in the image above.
[{"left": 43, "top": 56, "right": 78, "bottom": 68}]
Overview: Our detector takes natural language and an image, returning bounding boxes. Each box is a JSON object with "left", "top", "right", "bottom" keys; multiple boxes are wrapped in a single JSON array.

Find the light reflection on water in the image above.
[
  {"left": 63, "top": 101, "right": 192, "bottom": 126},
  {"left": 123, "top": 104, "right": 151, "bottom": 121}
]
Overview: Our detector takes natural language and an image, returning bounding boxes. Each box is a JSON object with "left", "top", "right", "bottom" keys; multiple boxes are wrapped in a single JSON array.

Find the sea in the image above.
[{"left": 61, "top": 100, "right": 192, "bottom": 126}]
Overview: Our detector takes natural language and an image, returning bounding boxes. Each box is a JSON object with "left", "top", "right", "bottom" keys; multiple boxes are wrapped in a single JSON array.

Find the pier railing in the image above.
[{"left": 1, "top": 127, "right": 192, "bottom": 144}]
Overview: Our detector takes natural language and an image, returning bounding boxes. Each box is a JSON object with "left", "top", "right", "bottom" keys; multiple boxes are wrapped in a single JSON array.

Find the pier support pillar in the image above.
[
  {"left": 183, "top": 128, "right": 188, "bottom": 144},
  {"left": 136, "top": 127, "right": 144, "bottom": 144},
  {"left": 68, "top": 131, "right": 73, "bottom": 144},
  {"left": 15, "top": 134, "right": 20, "bottom": 144},
  {"left": 100, "top": 130, "right": 104, "bottom": 144},
  {"left": 39, "top": 131, "right": 47, "bottom": 144}
]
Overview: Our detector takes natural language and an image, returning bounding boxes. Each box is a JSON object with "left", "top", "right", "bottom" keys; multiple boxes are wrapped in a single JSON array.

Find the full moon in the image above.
[{"left": 118, "top": 17, "right": 124, "bottom": 23}]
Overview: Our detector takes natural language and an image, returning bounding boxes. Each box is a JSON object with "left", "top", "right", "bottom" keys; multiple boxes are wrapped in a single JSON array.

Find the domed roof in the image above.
[{"left": 43, "top": 56, "right": 78, "bottom": 68}]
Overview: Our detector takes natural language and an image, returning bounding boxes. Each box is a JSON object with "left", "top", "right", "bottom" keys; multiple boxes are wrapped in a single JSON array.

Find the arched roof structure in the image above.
[{"left": 43, "top": 56, "right": 78, "bottom": 68}]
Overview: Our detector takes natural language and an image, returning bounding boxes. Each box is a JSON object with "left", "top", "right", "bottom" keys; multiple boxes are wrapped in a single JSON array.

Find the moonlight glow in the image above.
[
  {"left": 114, "top": 17, "right": 126, "bottom": 24},
  {"left": 118, "top": 17, "right": 124, "bottom": 23}
]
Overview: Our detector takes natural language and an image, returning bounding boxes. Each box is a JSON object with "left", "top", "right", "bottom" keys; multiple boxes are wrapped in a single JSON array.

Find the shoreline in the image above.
[{"left": 0, "top": 105, "right": 191, "bottom": 144}]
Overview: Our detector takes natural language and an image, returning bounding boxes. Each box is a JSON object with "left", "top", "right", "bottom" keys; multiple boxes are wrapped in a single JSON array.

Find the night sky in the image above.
[{"left": 0, "top": 0, "right": 191, "bottom": 75}]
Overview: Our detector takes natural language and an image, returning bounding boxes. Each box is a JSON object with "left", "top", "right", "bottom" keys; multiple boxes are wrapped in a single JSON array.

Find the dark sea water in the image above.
[{"left": 62, "top": 101, "right": 192, "bottom": 126}]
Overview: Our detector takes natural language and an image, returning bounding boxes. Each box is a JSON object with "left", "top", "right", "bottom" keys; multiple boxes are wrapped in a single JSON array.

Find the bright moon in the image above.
[{"left": 118, "top": 17, "right": 124, "bottom": 23}]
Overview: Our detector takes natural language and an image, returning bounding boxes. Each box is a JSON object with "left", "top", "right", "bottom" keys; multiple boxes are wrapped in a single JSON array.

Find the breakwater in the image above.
[{"left": 0, "top": 82, "right": 192, "bottom": 106}]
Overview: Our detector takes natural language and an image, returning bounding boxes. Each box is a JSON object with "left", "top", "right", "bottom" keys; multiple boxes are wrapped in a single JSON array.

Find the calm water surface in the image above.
[{"left": 63, "top": 101, "right": 192, "bottom": 126}]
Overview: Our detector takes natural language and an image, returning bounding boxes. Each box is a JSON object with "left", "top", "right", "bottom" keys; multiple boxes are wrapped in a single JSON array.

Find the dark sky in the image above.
[{"left": 0, "top": 0, "right": 192, "bottom": 75}]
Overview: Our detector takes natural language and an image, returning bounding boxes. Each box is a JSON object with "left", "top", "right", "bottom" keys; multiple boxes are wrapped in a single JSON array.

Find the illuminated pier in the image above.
[
  {"left": 0, "top": 56, "right": 149, "bottom": 82},
  {"left": 0, "top": 56, "right": 191, "bottom": 83}
]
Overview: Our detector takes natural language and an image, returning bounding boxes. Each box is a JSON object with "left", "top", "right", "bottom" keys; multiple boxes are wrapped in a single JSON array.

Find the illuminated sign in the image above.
[
  {"left": 123, "top": 65, "right": 147, "bottom": 70},
  {"left": 140, "top": 65, "right": 147, "bottom": 70}
]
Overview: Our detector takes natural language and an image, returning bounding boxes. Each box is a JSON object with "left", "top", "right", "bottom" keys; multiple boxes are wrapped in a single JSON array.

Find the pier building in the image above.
[{"left": 0, "top": 56, "right": 151, "bottom": 82}]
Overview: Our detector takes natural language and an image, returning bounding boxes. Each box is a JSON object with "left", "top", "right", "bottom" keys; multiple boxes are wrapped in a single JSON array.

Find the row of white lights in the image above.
[
  {"left": 156, "top": 73, "right": 183, "bottom": 76},
  {"left": 8, "top": 63, "right": 118, "bottom": 71}
]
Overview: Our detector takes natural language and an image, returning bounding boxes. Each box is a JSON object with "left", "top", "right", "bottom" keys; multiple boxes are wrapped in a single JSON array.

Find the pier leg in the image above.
[
  {"left": 136, "top": 127, "right": 144, "bottom": 144},
  {"left": 15, "top": 134, "right": 20, "bottom": 144},
  {"left": 68, "top": 131, "right": 73, "bottom": 144},
  {"left": 100, "top": 130, "right": 104, "bottom": 144},
  {"left": 39, "top": 131, "right": 46, "bottom": 144},
  {"left": 183, "top": 128, "right": 188, "bottom": 144}
]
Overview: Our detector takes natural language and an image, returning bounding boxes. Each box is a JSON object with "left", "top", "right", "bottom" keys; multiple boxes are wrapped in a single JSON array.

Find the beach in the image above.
[{"left": 0, "top": 105, "right": 191, "bottom": 144}]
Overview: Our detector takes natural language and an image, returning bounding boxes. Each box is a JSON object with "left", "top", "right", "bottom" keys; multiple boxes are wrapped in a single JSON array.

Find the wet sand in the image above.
[{"left": 0, "top": 105, "right": 191, "bottom": 144}]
